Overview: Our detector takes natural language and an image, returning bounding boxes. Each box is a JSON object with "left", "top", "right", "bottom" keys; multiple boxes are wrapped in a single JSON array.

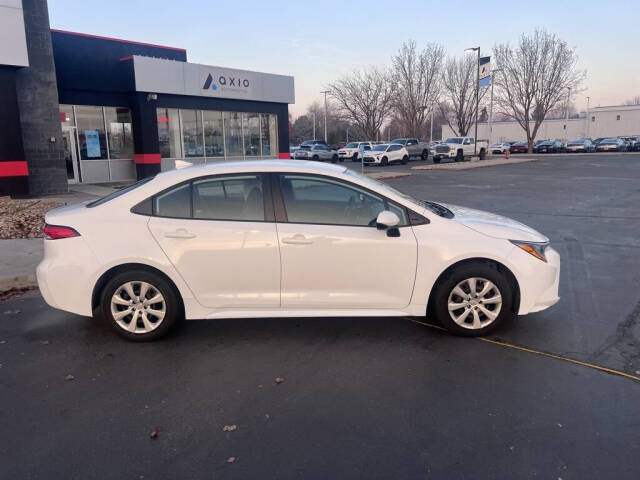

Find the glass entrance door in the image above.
[{"left": 62, "top": 127, "right": 80, "bottom": 183}]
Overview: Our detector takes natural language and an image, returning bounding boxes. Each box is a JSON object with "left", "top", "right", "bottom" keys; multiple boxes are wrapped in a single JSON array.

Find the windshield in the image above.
[
  {"left": 445, "top": 138, "right": 463, "bottom": 144},
  {"left": 569, "top": 140, "right": 585, "bottom": 145},
  {"left": 343, "top": 169, "right": 454, "bottom": 218},
  {"left": 345, "top": 142, "right": 358, "bottom": 148},
  {"left": 490, "top": 143, "right": 501, "bottom": 147},
  {"left": 602, "top": 138, "right": 617, "bottom": 144},
  {"left": 372, "top": 144, "right": 388, "bottom": 151}
]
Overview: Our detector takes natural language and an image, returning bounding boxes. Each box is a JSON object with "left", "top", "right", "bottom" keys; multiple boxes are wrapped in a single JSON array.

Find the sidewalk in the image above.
[{"left": 412, "top": 156, "right": 538, "bottom": 171}]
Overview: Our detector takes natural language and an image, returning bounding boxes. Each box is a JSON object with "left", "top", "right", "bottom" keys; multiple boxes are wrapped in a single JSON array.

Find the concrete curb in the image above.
[
  {"left": 0, "top": 274, "right": 37, "bottom": 293},
  {"left": 365, "top": 172, "right": 413, "bottom": 180},
  {"left": 412, "top": 157, "right": 538, "bottom": 171}
]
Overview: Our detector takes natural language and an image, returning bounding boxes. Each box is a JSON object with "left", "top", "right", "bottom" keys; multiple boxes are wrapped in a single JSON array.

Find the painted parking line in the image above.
[{"left": 407, "top": 318, "right": 640, "bottom": 383}]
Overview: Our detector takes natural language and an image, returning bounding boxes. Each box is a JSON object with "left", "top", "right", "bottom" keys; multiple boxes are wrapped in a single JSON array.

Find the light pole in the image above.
[
  {"left": 320, "top": 90, "right": 329, "bottom": 143},
  {"left": 465, "top": 46, "right": 481, "bottom": 155},
  {"left": 312, "top": 113, "right": 316, "bottom": 139},
  {"left": 488, "top": 68, "right": 503, "bottom": 146}
]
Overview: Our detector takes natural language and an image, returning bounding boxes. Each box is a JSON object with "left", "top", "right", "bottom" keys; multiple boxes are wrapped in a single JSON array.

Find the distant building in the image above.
[{"left": 441, "top": 104, "right": 640, "bottom": 142}]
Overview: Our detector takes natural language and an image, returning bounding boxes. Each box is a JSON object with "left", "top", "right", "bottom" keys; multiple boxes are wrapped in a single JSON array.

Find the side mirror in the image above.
[{"left": 376, "top": 211, "right": 401, "bottom": 237}]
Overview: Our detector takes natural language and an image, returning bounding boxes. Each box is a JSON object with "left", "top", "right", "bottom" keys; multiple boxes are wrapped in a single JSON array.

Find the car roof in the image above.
[{"left": 154, "top": 160, "right": 346, "bottom": 185}]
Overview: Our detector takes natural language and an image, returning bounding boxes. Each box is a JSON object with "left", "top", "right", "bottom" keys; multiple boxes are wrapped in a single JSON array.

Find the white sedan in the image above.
[
  {"left": 38, "top": 161, "right": 560, "bottom": 341},
  {"left": 362, "top": 143, "right": 409, "bottom": 166},
  {"left": 489, "top": 142, "right": 511, "bottom": 154}
]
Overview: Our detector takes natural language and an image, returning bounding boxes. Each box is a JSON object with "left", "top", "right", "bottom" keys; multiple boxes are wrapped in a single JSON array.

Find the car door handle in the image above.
[
  {"left": 164, "top": 228, "right": 196, "bottom": 239},
  {"left": 281, "top": 234, "right": 313, "bottom": 245}
]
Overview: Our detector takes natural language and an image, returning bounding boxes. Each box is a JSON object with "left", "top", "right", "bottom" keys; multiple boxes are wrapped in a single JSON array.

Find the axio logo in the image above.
[{"left": 203, "top": 73, "right": 250, "bottom": 91}]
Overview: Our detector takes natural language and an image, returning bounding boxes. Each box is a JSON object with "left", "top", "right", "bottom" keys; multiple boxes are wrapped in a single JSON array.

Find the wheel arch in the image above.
[
  {"left": 425, "top": 257, "right": 520, "bottom": 317},
  {"left": 91, "top": 262, "right": 185, "bottom": 316}
]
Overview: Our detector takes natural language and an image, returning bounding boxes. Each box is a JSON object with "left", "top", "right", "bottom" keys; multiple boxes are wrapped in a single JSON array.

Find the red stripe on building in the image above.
[
  {"left": 133, "top": 153, "right": 162, "bottom": 165},
  {"left": 277, "top": 152, "right": 291, "bottom": 159},
  {"left": 50, "top": 29, "right": 186, "bottom": 52},
  {"left": 0, "top": 161, "right": 29, "bottom": 177}
]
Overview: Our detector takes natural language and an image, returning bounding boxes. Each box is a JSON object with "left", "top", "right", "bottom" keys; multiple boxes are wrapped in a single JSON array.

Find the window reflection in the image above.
[
  {"left": 75, "top": 106, "right": 108, "bottom": 160},
  {"left": 203, "top": 111, "right": 224, "bottom": 157},
  {"left": 243, "top": 113, "right": 260, "bottom": 157},
  {"left": 182, "top": 110, "right": 204, "bottom": 157},
  {"left": 224, "top": 112, "right": 243, "bottom": 157},
  {"left": 157, "top": 108, "right": 182, "bottom": 158},
  {"left": 105, "top": 107, "right": 133, "bottom": 159}
]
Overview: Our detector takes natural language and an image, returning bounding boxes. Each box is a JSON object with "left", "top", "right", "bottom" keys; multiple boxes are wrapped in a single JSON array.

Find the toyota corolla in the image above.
[{"left": 37, "top": 161, "right": 560, "bottom": 341}]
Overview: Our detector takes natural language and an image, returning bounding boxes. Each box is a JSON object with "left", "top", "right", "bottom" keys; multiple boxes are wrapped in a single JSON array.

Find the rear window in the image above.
[{"left": 86, "top": 176, "right": 155, "bottom": 208}]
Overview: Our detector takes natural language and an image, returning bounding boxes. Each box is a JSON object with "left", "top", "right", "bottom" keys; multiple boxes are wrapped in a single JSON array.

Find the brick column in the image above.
[
  {"left": 131, "top": 92, "right": 162, "bottom": 179},
  {"left": 15, "top": 0, "right": 67, "bottom": 196}
]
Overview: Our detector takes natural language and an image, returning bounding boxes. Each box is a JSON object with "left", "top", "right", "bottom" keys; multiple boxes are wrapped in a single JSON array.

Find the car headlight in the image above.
[{"left": 510, "top": 240, "right": 548, "bottom": 262}]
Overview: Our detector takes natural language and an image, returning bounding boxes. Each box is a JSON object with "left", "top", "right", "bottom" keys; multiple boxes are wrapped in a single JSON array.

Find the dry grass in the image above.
[{"left": 0, "top": 196, "right": 64, "bottom": 239}]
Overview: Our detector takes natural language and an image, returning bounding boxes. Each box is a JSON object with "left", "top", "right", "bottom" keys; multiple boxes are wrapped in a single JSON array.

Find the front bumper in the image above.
[
  {"left": 508, "top": 245, "right": 560, "bottom": 315},
  {"left": 362, "top": 156, "right": 381, "bottom": 164}
]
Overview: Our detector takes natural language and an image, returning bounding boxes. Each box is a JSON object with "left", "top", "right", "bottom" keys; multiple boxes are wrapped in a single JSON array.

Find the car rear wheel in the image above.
[
  {"left": 401, "top": 155, "right": 409, "bottom": 164},
  {"left": 455, "top": 149, "right": 464, "bottom": 162},
  {"left": 101, "top": 270, "right": 181, "bottom": 341},
  {"left": 479, "top": 148, "right": 486, "bottom": 160},
  {"left": 312, "top": 155, "right": 319, "bottom": 161},
  {"left": 433, "top": 157, "right": 441, "bottom": 164},
  {"left": 430, "top": 262, "right": 514, "bottom": 336},
  {"left": 421, "top": 150, "right": 428, "bottom": 161},
  {"left": 331, "top": 154, "right": 338, "bottom": 163}
]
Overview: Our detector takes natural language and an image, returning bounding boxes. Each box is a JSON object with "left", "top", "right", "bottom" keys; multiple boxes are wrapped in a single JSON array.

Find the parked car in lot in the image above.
[
  {"left": 294, "top": 144, "right": 339, "bottom": 162},
  {"left": 534, "top": 140, "right": 565, "bottom": 153},
  {"left": 489, "top": 142, "right": 511, "bottom": 154},
  {"left": 362, "top": 143, "right": 409, "bottom": 166},
  {"left": 619, "top": 137, "right": 635, "bottom": 151},
  {"left": 300, "top": 140, "right": 327, "bottom": 148},
  {"left": 432, "top": 137, "right": 488, "bottom": 163},
  {"left": 508, "top": 141, "right": 529, "bottom": 153},
  {"left": 565, "top": 139, "right": 595, "bottom": 153},
  {"left": 38, "top": 160, "right": 560, "bottom": 341},
  {"left": 390, "top": 138, "right": 430, "bottom": 161},
  {"left": 596, "top": 137, "right": 627, "bottom": 152},
  {"left": 337, "top": 142, "right": 374, "bottom": 162}
]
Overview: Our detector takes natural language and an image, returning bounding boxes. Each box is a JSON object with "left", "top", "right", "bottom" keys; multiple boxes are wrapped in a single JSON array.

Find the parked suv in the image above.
[
  {"left": 390, "top": 138, "right": 430, "bottom": 161},
  {"left": 362, "top": 143, "right": 409, "bottom": 166},
  {"left": 337, "top": 142, "right": 374, "bottom": 162},
  {"left": 294, "top": 144, "right": 339, "bottom": 162},
  {"left": 489, "top": 142, "right": 511, "bottom": 154}
]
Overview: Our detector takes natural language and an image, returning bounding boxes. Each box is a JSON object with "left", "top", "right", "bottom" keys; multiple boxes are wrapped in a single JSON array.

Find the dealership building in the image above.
[{"left": 0, "top": 0, "right": 294, "bottom": 196}]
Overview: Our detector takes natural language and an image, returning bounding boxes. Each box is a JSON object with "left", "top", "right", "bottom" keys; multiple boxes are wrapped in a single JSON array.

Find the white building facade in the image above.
[{"left": 441, "top": 104, "right": 640, "bottom": 142}]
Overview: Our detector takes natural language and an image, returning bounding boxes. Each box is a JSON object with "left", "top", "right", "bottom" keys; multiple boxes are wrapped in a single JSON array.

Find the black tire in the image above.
[
  {"left": 430, "top": 262, "right": 514, "bottom": 337},
  {"left": 331, "top": 154, "right": 338, "bottom": 163},
  {"left": 455, "top": 149, "right": 464, "bottom": 162},
  {"left": 401, "top": 155, "right": 409, "bottom": 165},
  {"left": 421, "top": 149, "right": 428, "bottom": 161},
  {"left": 100, "top": 269, "right": 182, "bottom": 341},
  {"left": 312, "top": 155, "right": 319, "bottom": 161},
  {"left": 352, "top": 153, "right": 358, "bottom": 162},
  {"left": 381, "top": 156, "right": 389, "bottom": 166},
  {"left": 433, "top": 157, "right": 441, "bottom": 164},
  {"left": 479, "top": 148, "right": 486, "bottom": 160}
]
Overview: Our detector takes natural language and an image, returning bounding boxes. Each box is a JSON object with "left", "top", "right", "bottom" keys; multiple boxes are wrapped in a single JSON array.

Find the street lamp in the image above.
[
  {"left": 465, "top": 47, "right": 480, "bottom": 155},
  {"left": 320, "top": 90, "right": 330, "bottom": 143}
]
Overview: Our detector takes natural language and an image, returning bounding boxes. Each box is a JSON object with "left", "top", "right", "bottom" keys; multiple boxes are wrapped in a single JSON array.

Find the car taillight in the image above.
[{"left": 43, "top": 224, "right": 80, "bottom": 240}]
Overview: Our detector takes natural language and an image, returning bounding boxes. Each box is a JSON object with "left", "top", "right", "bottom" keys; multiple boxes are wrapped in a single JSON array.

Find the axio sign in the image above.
[{"left": 132, "top": 56, "right": 295, "bottom": 104}]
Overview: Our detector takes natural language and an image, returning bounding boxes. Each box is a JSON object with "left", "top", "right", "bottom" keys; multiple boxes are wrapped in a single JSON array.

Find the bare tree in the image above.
[
  {"left": 493, "top": 29, "right": 585, "bottom": 152},
  {"left": 391, "top": 40, "right": 444, "bottom": 138},
  {"left": 624, "top": 95, "right": 640, "bottom": 105},
  {"left": 327, "top": 67, "right": 395, "bottom": 140},
  {"left": 439, "top": 55, "right": 487, "bottom": 137}
]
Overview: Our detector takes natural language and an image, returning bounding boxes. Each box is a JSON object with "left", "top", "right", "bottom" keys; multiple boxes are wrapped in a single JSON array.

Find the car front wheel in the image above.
[
  {"left": 100, "top": 270, "right": 181, "bottom": 341},
  {"left": 421, "top": 150, "right": 428, "bottom": 161},
  {"left": 430, "top": 262, "right": 514, "bottom": 336}
]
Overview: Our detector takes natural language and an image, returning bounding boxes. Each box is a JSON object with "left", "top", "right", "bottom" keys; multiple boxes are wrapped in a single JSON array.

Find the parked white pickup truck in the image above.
[{"left": 432, "top": 137, "right": 488, "bottom": 163}]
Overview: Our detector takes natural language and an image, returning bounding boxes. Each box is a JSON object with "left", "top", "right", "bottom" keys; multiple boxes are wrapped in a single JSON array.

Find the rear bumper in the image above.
[{"left": 36, "top": 237, "right": 99, "bottom": 317}]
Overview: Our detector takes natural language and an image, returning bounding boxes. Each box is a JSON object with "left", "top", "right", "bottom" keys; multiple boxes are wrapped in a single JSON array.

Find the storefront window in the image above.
[
  {"left": 267, "top": 114, "right": 278, "bottom": 157},
  {"left": 105, "top": 107, "right": 133, "bottom": 159},
  {"left": 157, "top": 108, "right": 181, "bottom": 158},
  {"left": 75, "top": 106, "right": 108, "bottom": 160},
  {"left": 182, "top": 110, "right": 204, "bottom": 157},
  {"left": 243, "top": 113, "right": 261, "bottom": 157},
  {"left": 224, "top": 112, "right": 243, "bottom": 157},
  {"left": 203, "top": 111, "right": 224, "bottom": 157}
]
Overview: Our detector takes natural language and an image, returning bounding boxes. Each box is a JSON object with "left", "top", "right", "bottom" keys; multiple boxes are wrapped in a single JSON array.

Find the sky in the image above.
[{"left": 48, "top": 0, "right": 640, "bottom": 118}]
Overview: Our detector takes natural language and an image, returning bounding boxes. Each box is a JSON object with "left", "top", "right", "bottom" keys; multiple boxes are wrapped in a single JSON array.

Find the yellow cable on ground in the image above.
[{"left": 407, "top": 318, "right": 640, "bottom": 383}]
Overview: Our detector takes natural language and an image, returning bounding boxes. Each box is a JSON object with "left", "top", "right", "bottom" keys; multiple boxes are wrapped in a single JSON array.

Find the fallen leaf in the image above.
[
  {"left": 3, "top": 310, "right": 20, "bottom": 315},
  {"left": 150, "top": 428, "right": 160, "bottom": 439},
  {"left": 557, "top": 423, "right": 563, "bottom": 428},
  {"left": 274, "top": 377, "right": 284, "bottom": 384},
  {"left": 0, "top": 340, "right": 6, "bottom": 344},
  {"left": 223, "top": 425, "right": 237, "bottom": 432},
  {"left": 226, "top": 457, "right": 236, "bottom": 463},
  {"left": 41, "top": 340, "right": 50, "bottom": 345},
  {"left": 265, "top": 414, "right": 270, "bottom": 420},
  {"left": 65, "top": 374, "right": 75, "bottom": 381}
]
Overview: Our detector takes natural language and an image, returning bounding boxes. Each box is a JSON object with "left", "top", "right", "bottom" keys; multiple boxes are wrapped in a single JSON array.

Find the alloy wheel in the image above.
[
  {"left": 447, "top": 277, "right": 502, "bottom": 329},
  {"left": 110, "top": 281, "right": 166, "bottom": 334}
]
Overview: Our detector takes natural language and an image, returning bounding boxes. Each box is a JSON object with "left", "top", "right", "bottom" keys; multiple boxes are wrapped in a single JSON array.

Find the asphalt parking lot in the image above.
[{"left": 1, "top": 153, "right": 639, "bottom": 479}]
